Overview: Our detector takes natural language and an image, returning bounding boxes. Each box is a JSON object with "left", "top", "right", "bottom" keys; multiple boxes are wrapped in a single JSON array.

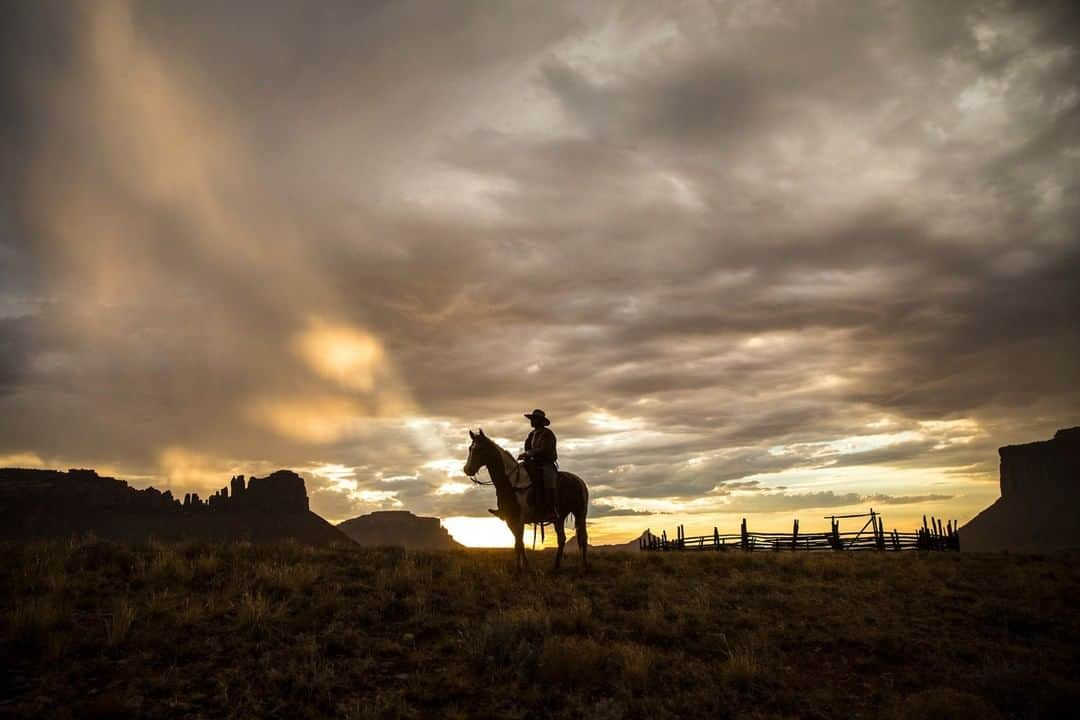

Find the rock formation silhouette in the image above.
[
  {"left": 0, "top": 468, "right": 349, "bottom": 545},
  {"left": 960, "top": 427, "right": 1080, "bottom": 551},
  {"left": 337, "top": 510, "right": 462, "bottom": 550}
]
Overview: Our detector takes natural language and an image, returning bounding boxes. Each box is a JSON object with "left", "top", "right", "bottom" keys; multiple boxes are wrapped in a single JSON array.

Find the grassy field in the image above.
[{"left": 1, "top": 540, "right": 1078, "bottom": 719}]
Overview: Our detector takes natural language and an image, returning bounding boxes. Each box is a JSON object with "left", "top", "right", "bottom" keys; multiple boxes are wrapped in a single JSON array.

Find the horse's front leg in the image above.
[
  {"left": 553, "top": 517, "right": 566, "bottom": 571},
  {"left": 514, "top": 525, "right": 528, "bottom": 571}
]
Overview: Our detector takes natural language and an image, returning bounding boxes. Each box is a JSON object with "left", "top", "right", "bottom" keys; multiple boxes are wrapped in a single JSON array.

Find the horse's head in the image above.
[{"left": 463, "top": 428, "right": 492, "bottom": 478}]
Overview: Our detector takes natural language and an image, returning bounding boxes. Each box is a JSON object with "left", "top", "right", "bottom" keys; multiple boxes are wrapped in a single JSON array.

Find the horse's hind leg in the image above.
[
  {"left": 577, "top": 514, "right": 588, "bottom": 570},
  {"left": 553, "top": 518, "right": 566, "bottom": 571}
]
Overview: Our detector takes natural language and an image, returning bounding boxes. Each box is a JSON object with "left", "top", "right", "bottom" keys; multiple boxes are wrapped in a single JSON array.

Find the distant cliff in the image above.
[
  {"left": 0, "top": 468, "right": 349, "bottom": 545},
  {"left": 337, "top": 510, "right": 462, "bottom": 550},
  {"left": 960, "top": 427, "right": 1080, "bottom": 552}
]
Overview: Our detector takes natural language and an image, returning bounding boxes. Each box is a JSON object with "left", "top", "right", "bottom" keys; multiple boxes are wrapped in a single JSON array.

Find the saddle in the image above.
[{"left": 510, "top": 462, "right": 557, "bottom": 522}]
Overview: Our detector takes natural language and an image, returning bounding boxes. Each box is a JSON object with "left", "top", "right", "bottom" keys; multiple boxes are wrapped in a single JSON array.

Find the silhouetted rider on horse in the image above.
[
  {"left": 468, "top": 414, "right": 588, "bottom": 569},
  {"left": 520, "top": 409, "right": 558, "bottom": 518},
  {"left": 489, "top": 409, "right": 559, "bottom": 520}
]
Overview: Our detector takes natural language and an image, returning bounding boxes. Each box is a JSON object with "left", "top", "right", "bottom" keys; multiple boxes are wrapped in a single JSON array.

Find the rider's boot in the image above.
[{"left": 547, "top": 487, "right": 558, "bottom": 519}]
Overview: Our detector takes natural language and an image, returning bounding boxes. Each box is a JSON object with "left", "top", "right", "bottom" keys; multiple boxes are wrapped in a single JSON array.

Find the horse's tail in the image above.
[
  {"left": 574, "top": 475, "right": 588, "bottom": 556},
  {"left": 576, "top": 478, "right": 588, "bottom": 531}
]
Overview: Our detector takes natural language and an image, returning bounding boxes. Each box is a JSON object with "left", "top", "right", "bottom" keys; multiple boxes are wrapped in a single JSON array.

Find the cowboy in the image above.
[{"left": 519, "top": 409, "right": 558, "bottom": 518}]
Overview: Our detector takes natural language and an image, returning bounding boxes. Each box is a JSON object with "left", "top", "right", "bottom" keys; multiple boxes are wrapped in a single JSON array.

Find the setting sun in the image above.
[{"left": 441, "top": 516, "right": 516, "bottom": 548}]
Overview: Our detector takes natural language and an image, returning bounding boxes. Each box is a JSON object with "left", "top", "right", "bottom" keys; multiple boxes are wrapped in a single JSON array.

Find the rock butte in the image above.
[
  {"left": 960, "top": 427, "right": 1080, "bottom": 552},
  {"left": 336, "top": 510, "right": 462, "bottom": 550}
]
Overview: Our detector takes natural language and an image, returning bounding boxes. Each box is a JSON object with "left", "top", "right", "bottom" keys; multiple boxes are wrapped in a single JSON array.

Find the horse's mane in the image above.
[{"left": 478, "top": 433, "right": 519, "bottom": 478}]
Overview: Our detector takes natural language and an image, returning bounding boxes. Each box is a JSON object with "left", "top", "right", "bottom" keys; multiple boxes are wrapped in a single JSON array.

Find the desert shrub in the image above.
[
  {"left": 634, "top": 594, "right": 678, "bottom": 647},
  {"left": 538, "top": 636, "right": 609, "bottom": 689},
  {"left": 465, "top": 605, "right": 549, "bottom": 675},
  {"left": 64, "top": 540, "right": 136, "bottom": 580},
  {"left": 104, "top": 597, "right": 136, "bottom": 646},
  {"left": 612, "top": 641, "right": 651, "bottom": 692},
  {"left": 551, "top": 595, "right": 593, "bottom": 635},
  {"left": 612, "top": 570, "right": 650, "bottom": 611},
  {"left": 537, "top": 635, "right": 653, "bottom": 695},
  {"left": 9, "top": 596, "right": 60, "bottom": 656},
  {"left": 147, "top": 544, "right": 191, "bottom": 585},
  {"left": 892, "top": 688, "right": 1002, "bottom": 720},
  {"left": 180, "top": 539, "right": 219, "bottom": 561},
  {"left": 192, "top": 551, "right": 224, "bottom": 586},
  {"left": 237, "top": 591, "right": 275, "bottom": 636},
  {"left": 253, "top": 560, "right": 319, "bottom": 596},
  {"left": 719, "top": 633, "right": 763, "bottom": 690}
]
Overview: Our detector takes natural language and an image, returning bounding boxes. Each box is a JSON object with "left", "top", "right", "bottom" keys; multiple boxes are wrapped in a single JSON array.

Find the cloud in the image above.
[
  {"left": 863, "top": 494, "right": 954, "bottom": 506},
  {"left": 1, "top": 1, "right": 1077, "bottom": 538},
  {"left": 590, "top": 505, "right": 663, "bottom": 518}
]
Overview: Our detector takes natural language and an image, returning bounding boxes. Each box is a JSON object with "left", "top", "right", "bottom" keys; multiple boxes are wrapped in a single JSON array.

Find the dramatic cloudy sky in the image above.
[{"left": 1, "top": 0, "right": 1077, "bottom": 545}]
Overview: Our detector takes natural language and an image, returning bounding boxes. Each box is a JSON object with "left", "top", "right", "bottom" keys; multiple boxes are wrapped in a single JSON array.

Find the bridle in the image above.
[
  {"left": 466, "top": 440, "right": 495, "bottom": 485},
  {"left": 467, "top": 471, "right": 493, "bottom": 486}
]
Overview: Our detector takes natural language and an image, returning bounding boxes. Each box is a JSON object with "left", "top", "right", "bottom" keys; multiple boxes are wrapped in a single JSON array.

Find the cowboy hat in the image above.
[{"left": 524, "top": 408, "right": 551, "bottom": 426}]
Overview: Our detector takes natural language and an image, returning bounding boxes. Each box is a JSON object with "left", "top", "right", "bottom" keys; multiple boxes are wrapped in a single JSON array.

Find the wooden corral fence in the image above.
[{"left": 640, "top": 510, "right": 959, "bottom": 552}]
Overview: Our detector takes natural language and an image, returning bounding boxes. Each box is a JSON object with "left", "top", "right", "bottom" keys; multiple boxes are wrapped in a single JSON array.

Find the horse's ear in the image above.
[
  {"left": 478, "top": 428, "right": 486, "bottom": 437},
  {"left": 468, "top": 429, "right": 476, "bottom": 439}
]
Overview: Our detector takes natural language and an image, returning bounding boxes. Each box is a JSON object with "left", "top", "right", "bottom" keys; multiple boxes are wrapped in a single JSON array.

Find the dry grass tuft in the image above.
[
  {"left": 104, "top": 597, "right": 136, "bottom": 647},
  {"left": 237, "top": 591, "right": 273, "bottom": 633}
]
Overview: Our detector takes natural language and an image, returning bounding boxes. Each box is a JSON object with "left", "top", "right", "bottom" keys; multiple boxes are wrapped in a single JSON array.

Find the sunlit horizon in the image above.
[{"left": 441, "top": 516, "right": 517, "bottom": 548}]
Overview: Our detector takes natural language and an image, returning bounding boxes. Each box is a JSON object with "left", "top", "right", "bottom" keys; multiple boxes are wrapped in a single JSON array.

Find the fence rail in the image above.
[{"left": 640, "top": 511, "right": 959, "bottom": 552}]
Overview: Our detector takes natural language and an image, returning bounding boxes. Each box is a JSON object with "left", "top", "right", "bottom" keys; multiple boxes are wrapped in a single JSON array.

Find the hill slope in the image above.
[{"left": 3, "top": 543, "right": 1077, "bottom": 718}]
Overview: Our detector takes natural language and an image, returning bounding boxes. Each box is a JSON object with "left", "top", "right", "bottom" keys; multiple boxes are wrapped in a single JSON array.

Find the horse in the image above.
[{"left": 463, "top": 429, "right": 588, "bottom": 571}]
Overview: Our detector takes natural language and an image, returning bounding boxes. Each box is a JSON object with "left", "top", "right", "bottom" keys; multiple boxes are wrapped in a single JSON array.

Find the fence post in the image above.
[
  {"left": 740, "top": 518, "right": 749, "bottom": 552},
  {"left": 714, "top": 526, "right": 720, "bottom": 550},
  {"left": 792, "top": 518, "right": 799, "bottom": 550}
]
